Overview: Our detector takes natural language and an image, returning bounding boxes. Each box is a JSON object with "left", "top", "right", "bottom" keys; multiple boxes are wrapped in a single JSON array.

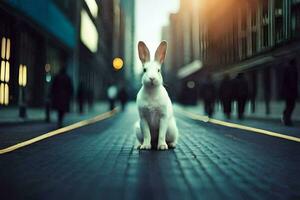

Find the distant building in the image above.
[
  {"left": 98, "top": 0, "right": 135, "bottom": 99},
  {"left": 163, "top": 0, "right": 300, "bottom": 105}
]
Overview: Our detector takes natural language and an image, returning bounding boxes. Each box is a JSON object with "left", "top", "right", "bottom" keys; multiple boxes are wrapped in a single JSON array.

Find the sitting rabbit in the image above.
[{"left": 134, "top": 41, "right": 179, "bottom": 150}]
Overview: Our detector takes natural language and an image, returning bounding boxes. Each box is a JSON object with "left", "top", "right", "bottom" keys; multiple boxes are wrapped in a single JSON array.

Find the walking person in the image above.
[
  {"left": 202, "top": 74, "right": 216, "bottom": 117},
  {"left": 233, "top": 73, "right": 249, "bottom": 120},
  {"left": 282, "top": 59, "right": 298, "bottom": 126},
  {"left": 107, "top": 84, "right": 118, "bottom": 111},
  {"left": 118, "top": 86, "right": 128, "bottom": 111},
  {"left": 51, "top": 67, "right": 73, "bottom": 128},
  {"left": 219, "top": 74, "right": 233, "bottom": 119},
  {"left": 77, "top": 82, "right": 85, "bottom": 114}
]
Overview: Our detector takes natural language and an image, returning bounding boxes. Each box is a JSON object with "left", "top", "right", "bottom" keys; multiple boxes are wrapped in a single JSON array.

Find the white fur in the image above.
[{"left": 135, "top": 41, "right": 179, "bottom": 150}]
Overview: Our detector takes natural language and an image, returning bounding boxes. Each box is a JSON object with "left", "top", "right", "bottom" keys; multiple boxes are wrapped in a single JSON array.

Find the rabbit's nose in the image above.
[{"left": 149, "top": 77, "right": 155, "bottom": 81}]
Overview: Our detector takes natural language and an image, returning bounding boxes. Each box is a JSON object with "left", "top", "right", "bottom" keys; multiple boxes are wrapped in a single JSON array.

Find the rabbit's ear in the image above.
[
  {"left": 155, "top": 41, "right": 167, "bottom": 64},
  {"left": 138, "top": 41, "right": 150, "bottom": 64}
]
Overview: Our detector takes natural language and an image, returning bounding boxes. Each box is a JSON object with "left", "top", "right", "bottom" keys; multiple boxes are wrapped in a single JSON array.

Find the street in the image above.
[{"left": 0, "top": 105, "right": 300, "bottom": 200}]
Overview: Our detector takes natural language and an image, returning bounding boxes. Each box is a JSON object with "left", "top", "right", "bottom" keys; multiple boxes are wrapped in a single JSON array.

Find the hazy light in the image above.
[
  {"left": 23, "top": 65, "right": 27, "bottom": 86},
  {"left": 135, "top": 0, "right": 179, "bottom": 73},
  {"left": 45, "top": 64, "right": 51, "bottom": 72},
  {"left": 1, "top": 37, "right": 5, "bottom": 59},
  {"left": 19, "top": 64, "right": 27, "bottom": 87},
  {"left": 46, "top": 74, "right": 52, "bottom": 83},
  {"left": 18, "top": 64, "right": 23, "bottom": 86},
  {"left": 80, "top": 10, "right": 98, "bottom": 53},
  {"left": 0, "top": 61, "right": 5, "bottom": 81},
  {"left": 187, "top": 81, "right": 195, "bottom": 89},
  {"left": 113, "top": 57, "right": 124, "bottom": 70},
  {"left": 6, "top": 38, "right": 10, "bottom": 60},
  {"left": 84, "top": 0, "right": 98, "bottom": 18},
  {"left": 5, "top": 61, "right": 9, "bottom": 82}
]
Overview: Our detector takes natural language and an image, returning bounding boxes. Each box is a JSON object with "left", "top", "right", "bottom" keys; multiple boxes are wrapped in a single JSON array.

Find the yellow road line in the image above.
[
  {"left": 0, "top": 109, "right": 118, "bottom": 154},
  {"left": 177, "top": 109, "right": 300, "bottom": 143}
]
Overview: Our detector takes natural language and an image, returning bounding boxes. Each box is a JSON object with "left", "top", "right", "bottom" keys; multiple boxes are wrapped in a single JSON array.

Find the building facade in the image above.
[
  {"left": 0, "top": 0, "right": 77, "bottom": 109},
  {"left": 163, "top": 0, "right": 300, "bottom": 106},
  {"left": 0, "top": 0, "right": 135, "bottom": 113}
]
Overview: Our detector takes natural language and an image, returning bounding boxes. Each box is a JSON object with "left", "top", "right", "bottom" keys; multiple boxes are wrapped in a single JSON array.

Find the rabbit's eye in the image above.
[
  {"left": 143, "top": 68, "right": 146, "bottom": 73},
  {"left": 158, "top": 69, "right": 160, "bottom": 73}
]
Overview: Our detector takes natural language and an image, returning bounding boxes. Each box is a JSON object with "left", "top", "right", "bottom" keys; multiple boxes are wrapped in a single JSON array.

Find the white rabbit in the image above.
[{"left": 134, "top": 41, "right": 179, "bottom": 150}]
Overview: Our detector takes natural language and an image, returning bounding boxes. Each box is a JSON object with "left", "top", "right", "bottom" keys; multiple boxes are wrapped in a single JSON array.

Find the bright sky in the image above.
[{"left": 135, "top": 0, "right": 180, "bottom": 73}]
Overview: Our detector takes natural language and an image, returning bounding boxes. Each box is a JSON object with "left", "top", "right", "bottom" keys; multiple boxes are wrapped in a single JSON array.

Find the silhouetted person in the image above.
[
  {"left": 233, "top": 73, "right": 249, "bottom": 120},
  {"left": 51, "top": 67, "right": 73, "bottom": 128},
  {"left": 77, "top": 82, "right": 85, "bottom": 114},
  {"left": 87, "top": 88, "right": 94, "bottom": 111},
  {"left": 118, "top": 86, "right": 128, "bottom": 111},
  {"left": 282, "top": 59, "right": 298, "bottom": 126},
  {"left": 219, "top": 74, "right": 233, "bottom": 119},
  {"left": 107, "top": 84, "right": 117, "bottom": 111},
  {"left": 202, "top": 75, "right": 216, "bottom": 117}
]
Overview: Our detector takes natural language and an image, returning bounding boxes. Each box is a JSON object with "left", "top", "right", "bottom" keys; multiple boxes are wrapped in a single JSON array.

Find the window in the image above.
[
  {"left": 241, "top": 37, "right": 247, "bottom": 59},
  {"left": 262, "top": 25, "right": 269, "bottom": 48},
  {"left": 18, "top": 64, "right": 27, "bottom": 87},
  {"left": 262, "top": 0, "right": 269, "bottom": 25},
  {"left": 251, "top": 6, "right": 257, "bottom": 27},
  {"left": 275, "top": 0, "right": 283, "bottom": 43},
  {"left": 0, "top": 37, "right": 11, "bottom": 106},
  {"left": 241, "top": 10, "right": 247, "bottom": 31},
  {"left": 252, "top": 31, "right": 257, "bottom": 54},
  {"left": 291, "top": 4, "right": 300, "bottom": 37}
]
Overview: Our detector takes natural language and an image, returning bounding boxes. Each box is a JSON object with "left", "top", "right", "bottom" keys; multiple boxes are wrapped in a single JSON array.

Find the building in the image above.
[
  {"left": 0, "top": 0, "right": 135, "bottom": 114},
  {"left": 97, "top": 0, "right": 135, "bottom": 99},
  {"left": 163, "top": 0, "right": 300, "bottom": 107},
  {"left": 0, "top": 0, "right": 78, "bottom": 109}
]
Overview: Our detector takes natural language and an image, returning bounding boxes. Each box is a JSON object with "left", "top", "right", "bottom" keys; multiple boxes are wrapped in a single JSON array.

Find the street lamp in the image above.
[
  {"left": 112, "top": 57, "right": 124, "bottom": 71},
  {"left": 18, "top": 64, "right": 27, "bottom": 118}
]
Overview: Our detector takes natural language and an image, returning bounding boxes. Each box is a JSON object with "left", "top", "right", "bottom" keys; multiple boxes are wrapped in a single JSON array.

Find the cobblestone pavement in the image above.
[
  {"left": 0, "top": 103, "right": 108, "bottom": 149},
  {"left": 0, "top": 105, "right": 299, "bottom": 200}
]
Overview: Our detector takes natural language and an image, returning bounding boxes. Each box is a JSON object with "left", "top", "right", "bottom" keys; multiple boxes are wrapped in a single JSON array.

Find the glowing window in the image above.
[
  {"left": 18, "top": 64, "right": 27, "bottom": 87},
  {"left": 0, "top": 61, "right": 4, "bottom": 81},
  {"left": 6, "top": 38, "right": 10, "bottom": 60},
  {"left": 84, "top": 0, "right": 98, "bottom": 18},
  {"left": 5, "top": 61, "right": 9, "bottom": 82},
  {"left": 4, "top": 83, "right": 8, "bottom": 105},
  {"left": 0, "top": 83, "right": 4, "bottom": 104},
  {"left": 23, "top": 65, "right": 27, "bottom": 86},
  {"left": 0, "top": 36, "right": 11, "bottom": 106},
  {"left": 18, "top": 64, "right": 23, "bottom": 86},
  {"left": 80, "top": 10, "right": 98, "bottom": 53},
  {"left": 1, "top": 37, "right": 5, "bottom": 59}
]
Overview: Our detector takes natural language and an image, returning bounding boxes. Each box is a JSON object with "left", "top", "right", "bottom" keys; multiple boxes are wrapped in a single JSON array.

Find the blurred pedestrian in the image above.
[
  {"left": 282, "top": 59, "right": 298, "bottom": 126},
  {"left": 219, "top": 74, "right": 233, "bottom": 119},
  {"left": 87, "top": 88, "right": 94, "bottom": 111},
  {"left": 118, "top": 86, "right": 128, "bottom": 111},
  {"left": 202, "top": 74, "right": 216, "bottom": 117},
  {"left": 51, "top": 67, "right": 73, "bottom": 128},
  {"left": 107, "top": 84, "right": 118, "bottom": 111},
  {"left": 77, "top": 82, "right": 85, "bottom": 114},
  {"left": 233, "top": 73, "right": 249, "bottom": 120}
]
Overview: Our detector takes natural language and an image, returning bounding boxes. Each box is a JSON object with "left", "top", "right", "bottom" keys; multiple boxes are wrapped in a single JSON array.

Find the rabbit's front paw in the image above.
[
  {"left": 168, "top": 142, "right": 176, "bottom": 149},
  {"left": 139, "top": 143, "right": 152, "bottom": 150},
  {"left": 157, "top": 143, "right": 168, "bottom": 150}
]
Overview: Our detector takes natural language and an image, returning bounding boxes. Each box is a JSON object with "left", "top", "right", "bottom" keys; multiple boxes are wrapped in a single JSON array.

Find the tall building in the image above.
[
  {"left": 0, "top": 0, "right": 78, "bottom": 108},
  {"left": 163, "top": 0, "right": 300, "bottom": 104},
  {"left": 0, "top": 0, "right": 135, "bottom": 112},
  {"left": 98, "top": 0, "right": 135, "bottom": 99}
]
